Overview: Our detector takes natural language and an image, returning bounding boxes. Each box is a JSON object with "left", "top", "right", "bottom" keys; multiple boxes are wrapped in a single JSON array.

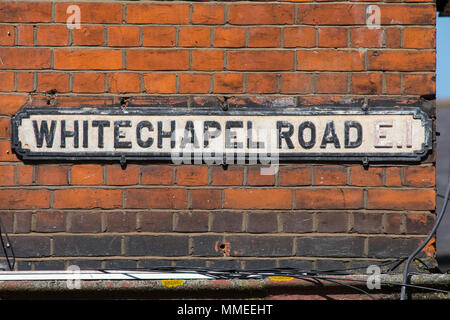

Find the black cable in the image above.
[
  {"left": 400, "top": 167, "right": 450, "bottom": 300},
  {"left": 0, "top": 217, "right": 14, "bottom": 271}
]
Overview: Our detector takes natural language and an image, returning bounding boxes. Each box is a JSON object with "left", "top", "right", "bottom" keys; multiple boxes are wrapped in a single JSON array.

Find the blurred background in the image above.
[{"left": 436, "top": 15, "right": 450, "bottom": 271}]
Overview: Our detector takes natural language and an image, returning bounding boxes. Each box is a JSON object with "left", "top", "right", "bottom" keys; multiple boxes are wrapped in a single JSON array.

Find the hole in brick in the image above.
[{"left": 219, "top": 244, "right": 226, "bottom": 249}]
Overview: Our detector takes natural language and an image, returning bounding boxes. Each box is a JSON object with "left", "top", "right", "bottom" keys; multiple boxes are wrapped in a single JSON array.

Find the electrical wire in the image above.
[{"left": 0, "top": 217, "right": 14, "bottom": 271}]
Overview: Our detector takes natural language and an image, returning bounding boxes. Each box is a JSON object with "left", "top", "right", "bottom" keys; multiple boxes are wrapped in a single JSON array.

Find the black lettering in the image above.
[
  {"left": 82, "top": 120, "right": 89, "bottom": 148},
  {"left": 92, "top": 120, "right": 110, "bottom": 148},
  {"left": 277, "top": 121, "right": 294, "bottom": 149},
  {"left": 344, "top": 121, "right": 362, "bottom": 148},
  {"left": 247, "top": 121, "right": 264, "bottom": 149},
  {"left": 320, "top": 121, "right": 341, "bottom": 149},
  {"left": 32, "top": 120, "right": 56, "bottom": 148},
  {"left": 298, "top": 121, "right": 316, "bottom": 149},
  {"left": 180, "top": 121, "right": 199, "bottom": 149},
  {"left": 225, "top": 121, "right": 243, "bottom": 149},
  {"left": 203, "top": 121, "right": 221, "bottom": 148},
  {"left": 158, "top": 120, "right": 175, "bottom": 149},
  {"left": 60, "top": 120, "right": 79, "bottom": 148},
  {"left": 136, "top": 121, "right": 153, "bottom": 148},
  {"left": 114, "top": 120, "right": 132, "bottom": 149}
]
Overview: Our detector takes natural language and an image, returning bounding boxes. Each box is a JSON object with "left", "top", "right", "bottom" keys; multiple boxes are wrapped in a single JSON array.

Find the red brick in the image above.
[
  {"left": 0, "top": 72, "right": 14, "bottom": 91},
  {"left": 213, "top": 27, "right": 246, "bottom": 48},
  {"left": 36, "top": 165, "right": 68, "bottom": 185},
  {"left": 385, "top": 73, "right": 402, "bottom": 95},
  {"left": 54, "top": 49, "right": 122, "bottom": 70},
  {"left": 0, "top": 117, "right": 10, "bottom": 138},
  {"left": 34, "top": 211, "right": 66, "bottom": 233},
  {"left": 0, "top": 165, "right": 14, "bottom": 186},
  {"left": 384, "top": 213, "right": 403, "bottom": 234},
  {"left": 192, "top": 50, "right": 224, "bottom": 71},
  {"left": 126, "top": 50, "right": 189, "bottom": 71},
  {"left": 385, "top": 28, "right": 402, "bottom": 48},
  {"left": 71, "top": 164, "right": 103, "bottom": 185},
  {"left": 378, "top": 4, "right": 435, "bottom": 25},
  {"left": 279, "top": 165, "right": 311, "bottom": 186},
  {"left": 36, "top": 25, "right": 68, "bottom": 46},
  {"left": 368, "top": 189, "right": 435, "bottom": 210},
  {"left": 368, "top": 51, "right": 435, "bottom": 71},
  {"left": 0, "top": 2, "right": 51, "bottom": 22},
  {"left": 211, "top": 166, "right": 243, "bottom": 186},
  {"left": 55, "top": 3, "right": 122, "bottom": 23},
  {"left": 313, "top": 165, "right": 347, "bottom": 185},
  {"left": 72, "top": 25, "right": 105, "bottom": 46},
  {"left": 0, "top": 25, "right": 14, "bottom": 46},
  {"left": 177, "top": 166, "right": 208, "bottom": 186},
  {"left": 297, "top": 50, "right": 364, "bottom": 71},
  {"left": 142, "top": 27, "right": 176, "bottom": 47},
  {"left": 0, "top": 189, "right": 50, "bottom": 209},
  {"left": 37, "top": 73, "right": 70, "bottom": 93},
  {"left": 69, "top": 212, "right": 102, "bottom": 233},
  {"left": 225, "top": 189, "right": 292, "bottom": 209},
  {"left": 351, "top": 28, "right": 383, "bottom": 47},
  {"left": 179, "top": 74, "right": 210, "bottom": 94},
  {"left": 143, "top": 73, "right": 176, "bottom": 94},
  {"left": 141, "top": 165, "right": 174, "bottom": 185},
  {"left": 405, "top": 213, "right": 435, "bottom": 234},
  {"left": 352, "top": 73, "right": 383, "bottom": 95},
  {"left": 179, "top": 27, "right": 211, "bottom": 47},
  {"left": 296, "top": 189, "right": 364, "bottom": 209},
  {"left": 247, "top": 166, "right": 275, "bottom": 186},
  {"left": 125, "top": 189, "right": 188, "bottom": 209},
  {"left": 192, "top": 4, "right": 225, "bottom": 25},
  {"left": 17, "top": 25, "right": 33, "bottom": 46},
  {"left": 108, "top": 26, "right": 140, "bottom": 47},
  {"left": 0, "top": 48, "right": 51, "bottom": 70},
  {"left": 227, "top": 51, "right": 294, "bottom": 71},
  {"left": 191, "top": 189, "right": 222, "bottom": 209},
  {"left": 280, "top": 73, "right": 313, "bottom": 94},
  {"left": 17, "top": 165, "right": 33, "bottom": 185},
  {"left": 0, "top": 140, "right": 19, "bottom": 161},
  {"left": 73, "top": 73, "right": 105, "bottom": 93},
  {"left": 214, "top": 74, "right": 243, "bottom": 93},
  {"left": 246, "top": 74, "right": 277, "bottom": 94},
  {"left": 108, "top": 73, "right": 141, "bottom": 93},
  {"left": 16, "top": 72, "right": 34, "bottom": 92},
  {"left": 248, "top": 27, "right": 281, "bottom": 48},
  {"left": 316, "top": 73, "right": 348, "bottom": 94},
  {"left": 53, "top": 189, "right": 123, "bottom": 209},
  {"left": 126, "top": 4, "right": 190, "bottom": 24},
  {"left": 318, "top": 27, "right": 347, "bottom": 48},
  {"left": 404, "top": 166, "right": 435, "bottom": 187},
  {"left": 297, "top": 4, "right": 365, "bottom": 25},
  {"left": 106, "top": 165, "right": 139, "bottom": 186},
  {"left": 385, "top": 167, "right": 402, "bottom": 187},
  {"left": 284, "top": 27, "right": 316, "bottom": 48},
  {"left": 350, "top": 166, "right": 383, "bottom": 186},
  {"left": 403, "top": 74, "right": 435, "bottom": 95},
  {"left": 228, "top": 4, "right": 294, "bottom": 25}
]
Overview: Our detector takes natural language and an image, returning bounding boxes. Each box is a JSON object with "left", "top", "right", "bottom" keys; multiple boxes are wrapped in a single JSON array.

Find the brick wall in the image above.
[{"left": 0, "top": 1, "right": 436, "bottom": 272}]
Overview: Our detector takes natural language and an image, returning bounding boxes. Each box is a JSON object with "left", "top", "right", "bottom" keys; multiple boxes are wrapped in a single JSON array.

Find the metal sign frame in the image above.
[{"left": 11, "top": 106, "right": 433, "bottom": 163}]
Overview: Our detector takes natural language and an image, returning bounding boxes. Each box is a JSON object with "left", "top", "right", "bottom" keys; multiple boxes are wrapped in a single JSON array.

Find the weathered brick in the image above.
[
  {"left": 127, "top": 50, "right": 189, "bottom": 71},
  {"left": 296, "top": 236, "right": 365, "bottom": 257},
  {"left": 138, "top": 212, "right": 173, "bottom": 232},
  {"left": 211, "top": 166, "right": 243, "bottom": 186},
  {"left": 37, "top": 73, "right": 70, "bottom": 93},
  {"left": 0, "top": 25, "right": 14, "bottom": 46},
  {"left": 316, "top": 73, "right": 348, "bottom": 94},
  {"left": 34, "top": 211, "right": 66, "bottom": 233},
  {"left": 213, "top": 27, "right": 246, "bottom": 48},
  {"left": 177, "top": 166, "right": 208, "bottom": 186},
  {"left": 403, "top": 166, "right": 435, "bottom": 187},
  {"left": 14, "top": 212, "right": 31, "bottom": 234},
  {"left": 316, "top": 212, "right": 349, "bottom": 233},
  {"left": 405, "top": 213, "right": 435, "bottom": 234},
  {"left": 53, "top": 235, "right": 122, "bottom": 257},
  {"left": 108, "top": 26, "right": 140, "bottom": 47},
  {"left": 283, "top": 27, "right": 316, "bottom": 48},
  {"left": 71, "top": 164, "right": 103, "bottom": 185},
  {"left": 403, "top": 74, "right": 436, "bottom": 96},
  {"left": 297, "top": 50, "right": 365, "bottom": 71},
  {"left": 190, "top": 189, "right": 222, "bottom": 209},
  {"left": 108, "top": 73, "right": 141, "bottom": 93},
  {"left": 228, "top": 4, "right": 295, "bottom": 25},
  {"left": 0, "top": 48, "right": 51, "bottom": 70},
  {"left": 349, "top": 166, "right": 383, "bottom": 186},
  {"left": 351, "top": 28, "right": 383, "bottom": 47},
  {"left": 226, "top": 236, "right": 293, "bottom": 257},
  {"left": 318, "top": 27, "right": 347, "bottom": 48},
  {"left": 192, "top": 50, "right": 224, "bottom": 71},
  {"left": 246, "top": 73, "right": 277, "bottom": 94},
  {"left": 179, "top": 74, "right": 210, "bottom": 94},
  {"left": 279, "top": 212, "right": 314, "bottom": 233},
  {"left": 143, "top": 73, "right": 177, "bottom": 94},
  {"left": 227, "top": 50, "right": 294, "bottom": 71},
  {"left": 192, "top": 4, "right": 225, "bottom": 25},
  {"left": 142, "top": 27, "right": 176, "bottom": 47},
  {"left": 313, "top": 165, "right": 347, "bottom": 186},
  {"left": 368, "top": 51, "right": 435, "bottom": 71},
  {"left": 367, "top": 237, "right": 422, "bottom": 258},
  {"left": 36, "top": 25, "right": 68, "bottom": 46},
  {"left": 73, "top": 73, "right": 105, "bottom": 93},
  {"left": 0, "top": 2, "right": 51, "bottom": 23},
  {"left": 296, "top": 189, "right": 363, "bottom": 209},
  {"left": 54, "top": 49, "right": 122, "bottom": 70},
  {"left": 141, "top": 165, "right": 174, "bottom": 185},
  {"left": 210, "top": 211, "right": 243, "bottom": 232},
  {"left": 367, "top": 189, "right": 435, "bottom": 210},
  {"left": 35, "top": 165, "right": 68, "bottom": 185},
  {"left": 16, "top": 72, "right": 33, "bottom": 92},
  {"left": 192, "top": 235, "right": 224, "bottom": 257},
  {"left": 247, "top": 213, "right": 278, "bottom": 233},
  {"left": 0, "top": 95, "right": 27, "bottom": 115},
  {"left": 214, "top": 74, "right": 244, "bottom": 93},
  {"left": 179, "top": 27, "right": 211, "bottom": 47},
  {"left": 0, "top": 190, "right": 50, "bottom": 209},
  {"left": 280, "top": 73, "right": 313, "bottom": 94},
  {"left": 72, "top": 25, "right": 105, "bottom": 46},
  {"left": 69, "top": 212, "right": 102, "bottom": 233},
  {"left": 352, "top": 212, "right": 384, "bottom": 234},
  {"left": 0, "top": 165, "right": 14, "bottom": 186},
  {"left": 126, "top": 189, "right": 187, "bottom": 209},
  {"left": 16, "top": 165, "right": 33, "bottom": 185},
  {"left": 175, "top": 211, "right": 209, "bottom": 232},
  {"left": 0, "top": 72, "right": 14, "bottom": 92},
  {"left": 248, "top": 27, "right": 281, "bottom": 48},
  {"left": 106, "top": 165, "right": 139, "bottom": 186},
  {"left": 106, "top": 212, "right": 136, "bottom": 233},
  {"left": 126, "top": 4, "right": 190, "bottom": 24},
  {"left": 352, "top": 73, "right": 383, "bottom": 95},
  {"left": 10, "top": 236, "right": 51, "bottom": 258},
  {"left": 125, "top": 235, "right": 189, "bottom": 256},
  {"left": 297, "top": 4, "right": 365, "bottom": 25},
  {"left": 53, "top": 189, "right": 122, "bottom": 209},
  {"left": 225, "top": 189, "right": 292, "bottom": 209},
  {"left": 55, "top": 2, "right": 122, "bottom": 23},
  {"left": 385, "top": 167, "right": 402, "bottom": 186}
]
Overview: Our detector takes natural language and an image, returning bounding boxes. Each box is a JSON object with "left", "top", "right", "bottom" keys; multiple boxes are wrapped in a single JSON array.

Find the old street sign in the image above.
[{"left": 11, "top": 107, "right": 432, "bottom": 163}]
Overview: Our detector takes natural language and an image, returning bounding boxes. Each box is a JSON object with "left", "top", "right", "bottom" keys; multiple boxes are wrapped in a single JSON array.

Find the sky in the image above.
[{"left": 437, "top": 16, "right": 450, "bottom": 100}]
